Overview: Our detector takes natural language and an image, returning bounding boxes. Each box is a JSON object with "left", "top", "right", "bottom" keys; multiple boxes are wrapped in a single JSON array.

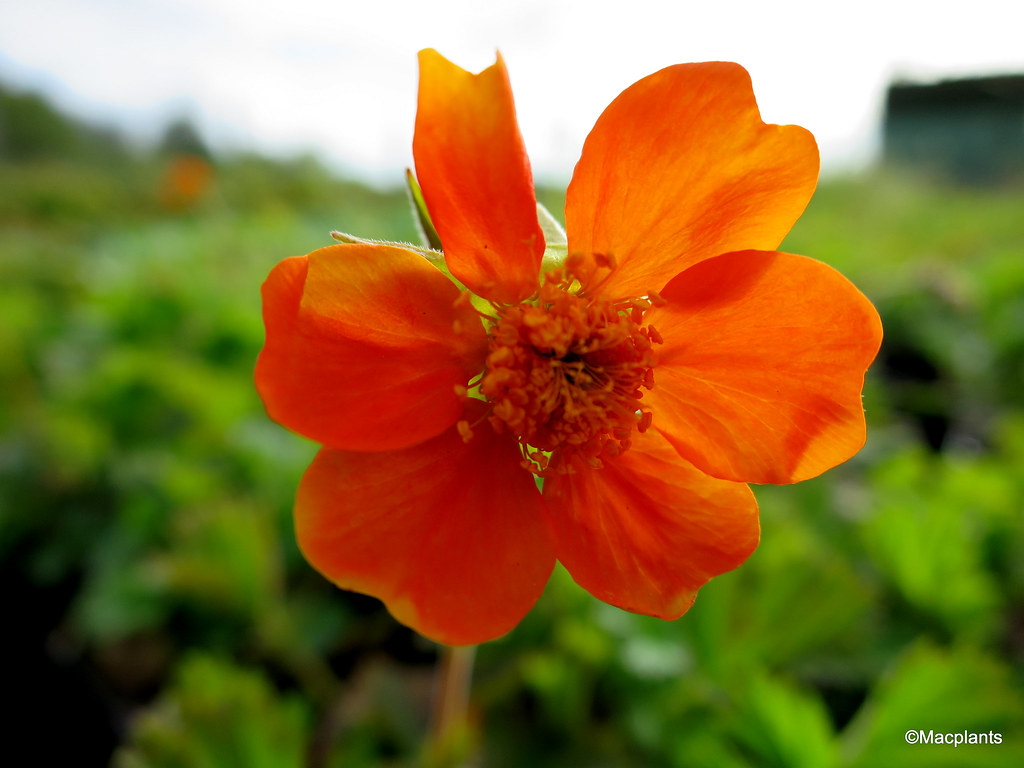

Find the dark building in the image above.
[{"left": 883, "top": 74, "right": 1024, "bottom": 184}]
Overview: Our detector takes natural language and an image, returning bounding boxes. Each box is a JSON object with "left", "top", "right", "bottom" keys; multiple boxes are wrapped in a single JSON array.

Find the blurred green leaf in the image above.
[
  {"left": 841, "top": 643, "right": 1024, "bottom": 768},
  {"left": 146, "top": 500, "right": 282, "bottom": 620},
  {"left": 860, "top": 449, "right": 1005, "bottom": 641},
  {"left": 113, "top": 654, "right": 310, "bottom": 768},
  {"left": 5, "top": 92, "right": 1024, "bottom": 768},
  {"left": 732, "top": 672, "right": 839, "bottom": 768}
]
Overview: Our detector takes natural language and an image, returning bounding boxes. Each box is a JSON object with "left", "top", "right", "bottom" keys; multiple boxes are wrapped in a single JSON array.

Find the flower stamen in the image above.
[{"left": 478, "top": 263, "right": 662, "bottom": 474}]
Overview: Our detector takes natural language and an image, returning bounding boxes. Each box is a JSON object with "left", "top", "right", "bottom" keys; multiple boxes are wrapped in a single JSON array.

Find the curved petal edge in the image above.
[
  {"left": 295, "top": 406, "right": 556, "bottom": 645},
  {"left": 414, "top": 49, "right": 543, "bottom": 304},
  {"left": 646, "top": 249, "right": 883, "bottom": 484},
  {"left": 566, "top": 62, "right": 819, "bottom": 299},
  {"left": 255, "top": 243, "right": 488, "bottom": 452},
  {"left": 544, "top": 431, "right": 759, "bottom": 620}
]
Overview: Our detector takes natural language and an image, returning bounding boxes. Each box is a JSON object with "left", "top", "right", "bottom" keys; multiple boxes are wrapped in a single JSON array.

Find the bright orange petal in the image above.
[
  {"left": 255, "top": 243, "right": 487, "bottom": 452},
  {"left": 645, "top": 250, "right": 883, "bottom": 484},
  {"left": 565, "top": 62, "right": 818, "bottom": 298},
  {"left": 295, "top": 408, "right": 555, "bottom": 646},
  {"left": 414, "top": 49, "right": 543, "bottom": 304},
  {"left": 544, "top": 430, "right": 759, "bottom": 619}
]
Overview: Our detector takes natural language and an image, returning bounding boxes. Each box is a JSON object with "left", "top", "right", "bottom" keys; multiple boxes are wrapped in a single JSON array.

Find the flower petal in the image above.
[
  {"left": 255, "top": 243, "right": 487, "bottom": 452},
  {"left": 565, "top": 62, "right": 818, "bottom": 298},
  {"left": 413, "top": 49, "right": 543, "bottom": 304},
  {"left": 295, "top": 407, "right": 556, "bottom": 646},
  {"left": 645, "top": 250, "right": 883, "bottom": 484},
  {"left": 544, "top": 431, "right": 759, "bottom": 619}
]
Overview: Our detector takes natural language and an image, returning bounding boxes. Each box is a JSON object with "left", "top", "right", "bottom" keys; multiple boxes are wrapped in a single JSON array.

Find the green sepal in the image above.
[
  {"left": 405, "top": 168, "right": 444, "bottom": 251},
  {"left": 330, "top": 230, "right": 446, "bottom": 269},
  {"left": 537, "top": 201, "right": 568, "bottom": 272},
  {"left": 328, "top": 231, "right": 494, "bottom": 316}
]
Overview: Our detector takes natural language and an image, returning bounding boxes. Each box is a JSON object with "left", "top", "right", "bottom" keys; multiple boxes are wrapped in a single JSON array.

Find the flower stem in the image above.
[{"left": 427, "top": 644, "right": 476, "bottom": 767}]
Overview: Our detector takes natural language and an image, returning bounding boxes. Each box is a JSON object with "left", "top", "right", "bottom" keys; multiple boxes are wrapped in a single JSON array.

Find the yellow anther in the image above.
[
  {"left": 637, "top": 411, "right": 653, "bottom": 433},
  {"left": 456, "top": 419, "right": 474, "bottom": 443},
  {"left": 478, "top": 267, "right": 660, "bottom": 473}
]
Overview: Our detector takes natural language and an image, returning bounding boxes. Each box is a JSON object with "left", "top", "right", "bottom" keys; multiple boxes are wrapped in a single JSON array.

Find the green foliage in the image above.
[
  {"left": 3, "top": 88, "right": 1023, "bottom": 766},
  {"left": 859, "top": 448, "right": 1010, "bottom": 642},
  {"left": 0, "top": 82, "right": 130, "bottom": 164},
  {"left": 112, "top": 654, "right": 311, "bottom": 768},
  {"left": 842, "top": 643, "right": 1024, "bottom": 767}
]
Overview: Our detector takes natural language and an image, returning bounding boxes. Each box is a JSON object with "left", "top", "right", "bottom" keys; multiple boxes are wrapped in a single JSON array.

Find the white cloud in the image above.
[{"left": 2, "top": 0, "right": 1022, "bottom": 182}]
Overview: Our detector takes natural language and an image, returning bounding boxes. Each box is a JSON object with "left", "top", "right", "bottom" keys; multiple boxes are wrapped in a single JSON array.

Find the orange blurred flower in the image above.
[
  {"left": 159, "top": 153, "right": 213, "bottom": 210},
  {"left": 255, "top": 50, "right": 882, "bottom": 645}
]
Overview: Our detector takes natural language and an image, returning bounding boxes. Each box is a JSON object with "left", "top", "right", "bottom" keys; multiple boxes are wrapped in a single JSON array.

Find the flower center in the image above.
[{"left": 466, "top": 262, "right": 662, "bottom": 475}]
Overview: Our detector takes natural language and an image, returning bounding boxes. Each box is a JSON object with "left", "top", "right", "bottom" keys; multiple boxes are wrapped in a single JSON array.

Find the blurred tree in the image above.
[
  {"left": 159, "top": 117, "right": 212, "bottom": 161},
  {"left": 0, "top": 81, "right": 128, "bottom": 165}
]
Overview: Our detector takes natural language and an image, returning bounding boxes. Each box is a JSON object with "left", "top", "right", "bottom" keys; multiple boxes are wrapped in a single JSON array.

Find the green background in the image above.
[{"left": 2, "top": 84, "right": 1022, "bottom": 767}]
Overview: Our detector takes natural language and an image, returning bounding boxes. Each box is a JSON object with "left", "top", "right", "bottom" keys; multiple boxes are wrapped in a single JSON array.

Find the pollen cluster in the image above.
[{"left": 470, "top": 264, "right": 663, "bottom": 474}]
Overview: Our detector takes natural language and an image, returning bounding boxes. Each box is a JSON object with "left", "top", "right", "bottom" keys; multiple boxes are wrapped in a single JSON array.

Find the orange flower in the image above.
[
  {"left": 159, "top": 153, "right": 213, "bottom": 210},
  {"left": 255, "top": 50, "right": 882, "bottom": 646}
]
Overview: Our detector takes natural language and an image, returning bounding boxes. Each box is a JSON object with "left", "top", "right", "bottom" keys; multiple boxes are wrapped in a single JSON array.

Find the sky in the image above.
[{"left": 2, "top": 0, "right": 1023, "bottom": 185}]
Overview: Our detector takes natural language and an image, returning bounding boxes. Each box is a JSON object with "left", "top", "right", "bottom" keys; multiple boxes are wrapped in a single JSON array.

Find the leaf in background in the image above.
[
  {"left": 113, "top": 653, "right": 310, "bottom": 768},
  {"left": 679, "top": 498, "right": 877, "bottom": 682},
  {"left": 146, "top": 500, "right": 282, "bottom": 621},
  {"left": 860, "top": 449, "right": 1004, "bottom": 642},
  {"left": 732, "top": 672, "right": 839, "bottom": 768},
  {"left": 841, "top": 643, "right": 1024, "bottom": 768}
]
